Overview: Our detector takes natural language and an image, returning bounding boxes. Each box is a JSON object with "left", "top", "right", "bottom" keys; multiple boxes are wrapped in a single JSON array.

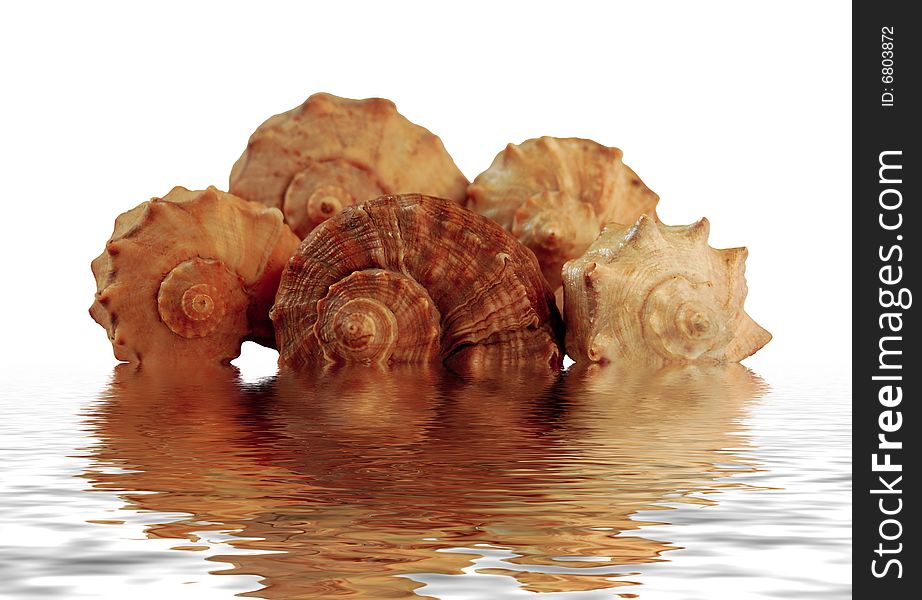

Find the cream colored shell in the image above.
[
  {"left": 563, "top": 215, "right": 771, "bottom": 365},
  {"left": 468, "top": 137, "right": 659, "bottom": 289},
  {"left": 229, "top": 93, "right": 469, "bottom": 238},
  {"left": 90, "top": 186, "right": 300, "bottom": 365},
  {"left": 271, "top": 194, "right": 564, "bottom": 370}
]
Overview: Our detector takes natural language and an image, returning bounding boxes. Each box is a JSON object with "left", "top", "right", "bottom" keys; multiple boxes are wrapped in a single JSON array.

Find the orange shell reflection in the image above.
[{"left": 85, "top": 362, "right": 767, "bottom": 598}]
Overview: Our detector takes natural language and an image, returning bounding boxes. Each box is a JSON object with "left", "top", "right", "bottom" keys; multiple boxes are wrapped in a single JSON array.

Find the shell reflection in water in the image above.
[{"left": 84, "top": 363, "right": 767, "bottom": 598}]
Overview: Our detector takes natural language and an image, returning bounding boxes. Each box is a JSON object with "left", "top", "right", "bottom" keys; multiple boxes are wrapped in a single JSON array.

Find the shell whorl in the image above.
[
  {"left": 271, "top": 194, "right": 564, "bottom": 369},
  {"left": 90, "top": 186, "right": 301, "bottom": 365},
  {"left": 230, "top": 93, "right": 469, "bottom": 239},
  {"left": 157, "top": 258, "right": 244, "bottom": 339},
  {"left": 562, "top": 215, "right": 771, "bottom": 365},
  {"left": 467, "top": 137, "right": 659, "bottom": 289},
  {"left": 281, "top": 158, "right": 386, "bottom": 238},
  {"left": 314, "top": 269, "right": 442, "bottom": 364}
]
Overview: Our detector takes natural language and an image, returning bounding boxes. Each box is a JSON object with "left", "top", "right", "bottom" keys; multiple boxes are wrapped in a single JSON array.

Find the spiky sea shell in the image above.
[
  {"left": 563, "top": 215, "right": 771, "bottom": 365},
  {"left": 467, "top": 136, "right": 659, "bottom": 289},
  {"left": 271, "top": 193, "right": 564, "bottom": 369},
  {"left": 229, "top": 93, "right": 469, "bottom": 239},
  {"left": 90, "top": 186, "right": 301, "bottom": 365}
]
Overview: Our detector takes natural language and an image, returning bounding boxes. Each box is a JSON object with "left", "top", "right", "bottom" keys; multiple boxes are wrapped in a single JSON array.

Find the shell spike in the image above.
[
  {"left": 684, "top": 217, "right": 711, "bottom": 243},
  {"left": 720, "top": 246, "right": 749, "bottom": 279},
  {"left": 725, "top": 314, "right": 773, "bottom": 362},
  {"left": 623, "top": 214, "right": 664, "bottom": 251},
  {"left": 502, "top": 143, "right": 526, "bottom": 164}
]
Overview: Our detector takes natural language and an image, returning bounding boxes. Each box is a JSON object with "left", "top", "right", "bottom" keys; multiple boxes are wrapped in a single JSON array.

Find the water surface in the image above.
[{"left": 0, "top": 361, "right": 850, "bottom": 599}]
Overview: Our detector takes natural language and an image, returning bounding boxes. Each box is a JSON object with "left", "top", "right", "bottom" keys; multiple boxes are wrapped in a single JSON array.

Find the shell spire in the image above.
[
  {"left": 563, "top": 215, "right": 771, "bottom": 365},
  {"left": 229, "top": 93, "right": 469, "bottom": 238},
  {"left": 271, "top": 194, "right": 564, "bottom": 370},
  {"left": 90, "top": 186, "right": 301, "bottom": 365},
  {"left": 467, "top": 136, "right": 659, "bottom": 290}
]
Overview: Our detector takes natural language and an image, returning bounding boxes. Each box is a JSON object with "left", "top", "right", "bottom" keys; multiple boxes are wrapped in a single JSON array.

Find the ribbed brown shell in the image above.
[
  {"left": 271, "top": 194, "right": 564, "bottom": 369},
  {"left": 229, "top": 93, "right": 469, "bottom": 239},
  {"left": 90, "top": 186, "right": 301, "bottom": 365},
  {"left": 468, "top": 137, "right": 659, "bottom": 290}
]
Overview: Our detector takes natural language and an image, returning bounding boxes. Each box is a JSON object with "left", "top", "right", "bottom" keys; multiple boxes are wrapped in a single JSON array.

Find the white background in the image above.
[{"left": 0, "top": 1, "right": 850, "bottom": 373}]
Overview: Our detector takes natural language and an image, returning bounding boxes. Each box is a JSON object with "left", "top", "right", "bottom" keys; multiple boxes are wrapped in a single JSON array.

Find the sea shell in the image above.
[
  {"left": 229, "top": 93, "right": 469, "bottom": 239},
  {"left": 90, "top": 186, "right": 301, "bottom": 365},
  {"left": 271, "top": 193, "right": 564, "bottom": 369},
  {"left": 467, "top": 136, "right": 659, "bottom": 289},
  {"left": 562, "top": 215, "right": 771, "bottom": 365}
]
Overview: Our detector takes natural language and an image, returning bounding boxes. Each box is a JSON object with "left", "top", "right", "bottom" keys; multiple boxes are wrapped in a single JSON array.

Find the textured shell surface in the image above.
[
  {"left": 467, "top": 136, "right": 659, "bottom": 290},
  {"left": 229, "top": 93, "right": 469, "bottom": 239},
  {"left": 90, "top": 186, "right": 301, "bottom": 365},
  {"left": 271, "top": 193, "right": 564, "bottom": 370},
  {"left": 562, "top": 215, "right": 771, "bottom": 365}
]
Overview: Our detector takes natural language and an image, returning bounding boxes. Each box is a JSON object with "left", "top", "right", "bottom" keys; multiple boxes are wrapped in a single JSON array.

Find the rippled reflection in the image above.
[{"left": 84, "top": 362, "right": 767, "bottom": 598}]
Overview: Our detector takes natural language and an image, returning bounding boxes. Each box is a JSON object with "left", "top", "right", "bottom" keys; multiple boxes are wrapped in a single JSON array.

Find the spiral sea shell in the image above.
[
  {"left": 90, "top": 186, "right": 300, "bottom": 365},
  {"left": 271, "top": 194, "right": 564, "bottom": 369},
  {"left": 467, "top": 136, "right": 659, "bottom": 290},
  {"left": 563, "top": 215, "right": 771, "bottom": 365},
  {"left": 229, "top": 93, "right": 469, "bottom": 239}
]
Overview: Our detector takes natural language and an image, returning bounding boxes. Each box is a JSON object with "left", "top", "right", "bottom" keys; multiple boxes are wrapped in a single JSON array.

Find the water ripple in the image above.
[{"left": 0, "top": 362, "right": 849, "bottom": 598}]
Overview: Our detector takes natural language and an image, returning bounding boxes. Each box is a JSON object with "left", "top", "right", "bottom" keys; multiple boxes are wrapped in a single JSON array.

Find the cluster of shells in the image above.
[{"left": 91, "top": 93, "right": 770, "bottom": 371}]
